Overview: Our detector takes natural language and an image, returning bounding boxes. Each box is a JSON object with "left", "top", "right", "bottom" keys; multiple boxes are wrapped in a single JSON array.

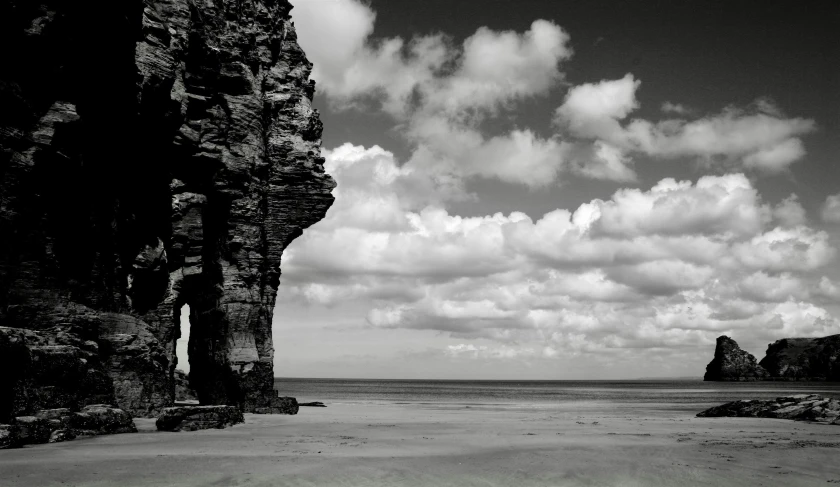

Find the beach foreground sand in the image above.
[{"left": 1, "top": 402, "right": 838, "bottom": 486}]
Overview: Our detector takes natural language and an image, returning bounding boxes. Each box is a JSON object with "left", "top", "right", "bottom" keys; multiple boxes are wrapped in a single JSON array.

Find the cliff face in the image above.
[
  {"left": 703, "top": 336, "right": 769, "bottom": 381},
  {"left": 704, "top": 335, "right": 840, "bottom": 382},
  {"left": 758, "top": 335, "right": 840, "bottom": 381},
  {"left": 0, "top": 0, "right": 334, "bottom": 419}
]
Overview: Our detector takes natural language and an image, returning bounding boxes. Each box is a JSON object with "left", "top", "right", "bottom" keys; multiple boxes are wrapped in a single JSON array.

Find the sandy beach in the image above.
[{"left": 1, "top": 401, "right": 839, "bottom": 487}]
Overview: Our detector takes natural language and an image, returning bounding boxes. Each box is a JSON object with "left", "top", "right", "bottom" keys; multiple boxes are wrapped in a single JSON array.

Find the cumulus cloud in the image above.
[
  {"left": 292, "top": 0, "right": 574, "bottom": 188},
  {"left": 771, "top": 194, "right": 807, "bottom": 228},
  {"left": 555, "top": 75, "right": 816, "bottom": 174},
  {"left": 278, "top": 144, "right": 840, "bottom": 360},
  {"left": 661, "top": 102, "right": 691, "bottom": 115},
  {"left": 821, "top": 193, "right": 840, "bottom": 223},
  {"left": 293, "top": 1, "right": 817, "bottom": 186}
]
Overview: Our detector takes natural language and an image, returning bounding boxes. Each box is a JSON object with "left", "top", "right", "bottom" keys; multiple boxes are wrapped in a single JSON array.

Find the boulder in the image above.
[
  {"left": 156, "top": 406, "right": 244, "bottom": 432},
  {"left": 68, "top": 405, "right": 137, "bottom": 436},
  {"left": 0, "top": 425, "right": 21, "bottom": 449},
  {"left": 14, "top": 416, "right": 53, "bottom": 445},
  {"left": 5, "top": 405, "right": 136, "bottom": 448},
  {"left": 254, "top": 397, "right": 299, "bottom": 415},
  {"left": 697, "top": 394, "right": 840, "bottom": 425},
  {"left": 703, "top": 336, "right": 769, "bottom": 381}
]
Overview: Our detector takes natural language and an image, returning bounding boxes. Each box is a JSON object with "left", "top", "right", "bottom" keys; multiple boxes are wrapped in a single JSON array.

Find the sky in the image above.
[{"left": 184, "top": 0, "right": 840, "bottom": 379}]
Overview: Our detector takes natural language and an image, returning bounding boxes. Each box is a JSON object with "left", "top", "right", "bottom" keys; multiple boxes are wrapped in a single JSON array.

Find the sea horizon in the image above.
[{"left": 273, "top": 377, "right": 840, "bottom": 413}]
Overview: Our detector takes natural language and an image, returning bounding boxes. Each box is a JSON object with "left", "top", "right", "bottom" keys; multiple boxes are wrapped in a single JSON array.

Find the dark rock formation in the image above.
[
  {"left": 0, "top": 425, "right": 21, "bottom": 449},
  {"left": 697, "top": 394, "right": 840, "bottom": 425},
  {"left": 156, "top": 405, "right": 244, "bottom": 431},
  {"left": 703, "top": 336, "right": 769, "bottom": 381},
  {"left": 759, "top": 335, "right": 840, "bottom": 381},
  {"left": 174, "top": 370, "right": 197, "bottom": 402},
  {"left": 704, "top": 334, "right": 840, "bottom": 381},
  {"left": 0, "top": 326, "right": 116, "bottom": 423},
  {"left": 299, "top": 401, "right": 326, "bottom": 407},
  {"left": 0, "top": 0, "right": 334, "bottom": 418},
  {"left": 254, "top": 396, "right": 298, "bottom": 415},
  {"left": 0, "top": 405, "right": 136, "bottom": 449}
]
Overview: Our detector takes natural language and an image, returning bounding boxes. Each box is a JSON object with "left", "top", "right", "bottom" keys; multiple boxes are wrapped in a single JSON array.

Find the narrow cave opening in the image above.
[
  {"left": 174, "top": 303, "right": 197, "bottom": 404},
  {"left": 176, "top": 304, "right": 191, "bottom": 374}
]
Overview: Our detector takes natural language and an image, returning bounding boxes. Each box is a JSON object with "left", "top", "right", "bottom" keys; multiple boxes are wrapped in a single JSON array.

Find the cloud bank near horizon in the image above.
[{"left": 277, "top": 143, "right": 839, "bottom": 360}]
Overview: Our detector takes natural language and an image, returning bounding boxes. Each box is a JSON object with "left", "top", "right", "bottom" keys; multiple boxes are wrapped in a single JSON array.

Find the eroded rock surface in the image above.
[
  {"left": 0, "top": 0, "right": 333, "bottom": 417},
  {"left": 703, "top": 336, "right": 769, "bottom": 381},
  {"left": 697, "top": 394, "right": 840, "bottom": 425},
  {"left": 156, "top": 405, "right": 244, "bottom": 431}
]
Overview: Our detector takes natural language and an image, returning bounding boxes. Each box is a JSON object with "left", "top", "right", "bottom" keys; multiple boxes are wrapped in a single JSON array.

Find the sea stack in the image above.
[
  {"left": 703, "top": 336, "right": 769, "bottom": 381},
  {"left": 0, "top": 0, "right": 334, "bottom": 420}
]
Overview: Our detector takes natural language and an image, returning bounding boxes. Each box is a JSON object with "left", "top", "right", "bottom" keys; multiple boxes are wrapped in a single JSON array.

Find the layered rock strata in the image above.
[
  {"left": 697, "top": 394, "right": 840, "bottom": 425},
  {"left": 0, "top": 0, "right": 333, "bottom": 418},
  {"left": 703, "top": 336, "right": 769, "bottom": 381},
  {"left": 704, "top": 335, "right": 840, "bottom": 381},
  {"left": 156, "top": 405, "right": 244, "bottom": 431}
]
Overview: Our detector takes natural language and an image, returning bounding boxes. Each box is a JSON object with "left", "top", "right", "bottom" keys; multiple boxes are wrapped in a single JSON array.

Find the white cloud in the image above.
[
  {"left": 661, "top": 102, "right": 691, "bottom": 115},
  {"left": 293, "top": 2, "right": 817, "bottom": 186},
  {"left": 554, "top": 75, "right": 816, "bottom": 174},
  {"left": 278, "top": 144, "right": 840, "bottom": 358},
  {"left": 293, "top": 0, "right": 573, "bottom": 188},
  {"left": 568, "top": 141, "right": 637, "bottom": 182},
  {"left": 772, "top": 194, "right": 807, "bottom": 227},
  {"left": 293, "top": 0, "right": 571, "bottom": 118},
  {"left": 555, "top": 74, "right": 640, "bottom": 144},
  {"left": 821, "top": 193, "right": 840, "bottom": 223}
]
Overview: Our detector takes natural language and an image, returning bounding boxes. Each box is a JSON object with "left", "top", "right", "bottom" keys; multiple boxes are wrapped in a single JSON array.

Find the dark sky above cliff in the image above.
[{"left": 262, "top": 0, "right": 840, "bottom": 379}]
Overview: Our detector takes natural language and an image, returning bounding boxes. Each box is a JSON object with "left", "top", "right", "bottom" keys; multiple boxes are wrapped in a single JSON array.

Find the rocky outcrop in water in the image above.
[
  {"left": 697, "top": 394, "right": 840, "bottom": 425},
  {"left": 156, "top": 405, "right": 244, "bottom": 431},
  {"left": 0, "top": 405, "right": 136, "bottom": 449},
  {"left": 703, "top": 336, "right": 769, "bottom": 381},
  {"left": 704, "top": 335, "right": 840, "bottom": 381},
  {"left": 0, "top": 0, "right": 333, "bottom": 419},
  {"left": 759, "top": 335, "right": 840, "bottom": 381}
]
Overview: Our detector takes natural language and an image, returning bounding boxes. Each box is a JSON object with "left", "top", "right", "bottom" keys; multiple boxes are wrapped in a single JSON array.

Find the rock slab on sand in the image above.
[
  {"left": 0, "top": 405, "right": 136, "bottom": 449},
  {"left": 156, "top": 406, "right": 244, "bottom": 432},
  {"left": 697, "top": 394, "right": 840, "bottom": 425},
  {"left": 254, "top": 396, "right": 299, "bottom": 415}
]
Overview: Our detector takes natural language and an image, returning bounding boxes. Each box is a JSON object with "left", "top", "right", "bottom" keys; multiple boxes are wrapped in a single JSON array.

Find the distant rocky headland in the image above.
[
  {"left": 0, "top": 0, "right": 333, "bottom": 439},
  {"left": 704, "top": 335, "right": 840, "bottom": 381}
]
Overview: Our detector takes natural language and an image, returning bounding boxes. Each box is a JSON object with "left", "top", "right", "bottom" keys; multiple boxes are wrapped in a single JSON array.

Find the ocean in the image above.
[{"left": 275, "top": 378, "right": 840, "bottom": 413}]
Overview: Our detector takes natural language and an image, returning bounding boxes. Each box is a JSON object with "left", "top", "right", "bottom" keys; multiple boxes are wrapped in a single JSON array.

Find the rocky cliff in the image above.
[
  {"left": 704, "top": 335, "right": 840, "bottom": 381},
  {"left": 0, "top": 0, "right": 334, "bottom": 419},
  {"left": 704, "top": 336, "right": 769, "bottom": 381},
  {"left": 758, "top": 335, "right": 840, "bottom": 381}
]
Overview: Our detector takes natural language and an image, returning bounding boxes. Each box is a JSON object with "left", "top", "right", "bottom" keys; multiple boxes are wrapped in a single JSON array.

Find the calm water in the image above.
[{"left": 274, "top": 378, "right": 840, "bottom": 413}]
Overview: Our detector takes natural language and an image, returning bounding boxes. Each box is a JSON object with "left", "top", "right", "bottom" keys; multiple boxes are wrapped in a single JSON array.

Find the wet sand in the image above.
[{"left": 1, "top": 402, "right": 839, "bottom": 486}]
